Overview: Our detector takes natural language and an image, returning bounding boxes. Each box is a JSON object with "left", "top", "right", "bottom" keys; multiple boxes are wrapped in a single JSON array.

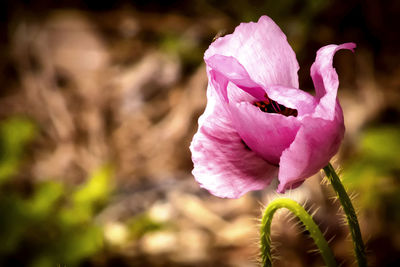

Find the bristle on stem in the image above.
[
  {"left": 323, "top": 163, "right": 367, "bottom": 267},
  {"left": 260, "top": 198, "right": 337, "bottom": 267}
]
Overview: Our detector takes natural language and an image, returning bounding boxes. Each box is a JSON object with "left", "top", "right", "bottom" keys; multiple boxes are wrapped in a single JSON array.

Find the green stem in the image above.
[
  {"left": 323, "top": 163, "right": 367, "bottom": 267},
  {"left": 260, "top": 198, "right": 337, "bottom": 267}
]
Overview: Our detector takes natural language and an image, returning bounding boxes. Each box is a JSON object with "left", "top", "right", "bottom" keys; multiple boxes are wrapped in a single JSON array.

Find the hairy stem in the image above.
[
  {"left": 323, "top": 163, "right": 367, "bottom": 267},
  {"left": 260, "top": 198, "right": 337, "bottom": 267}
]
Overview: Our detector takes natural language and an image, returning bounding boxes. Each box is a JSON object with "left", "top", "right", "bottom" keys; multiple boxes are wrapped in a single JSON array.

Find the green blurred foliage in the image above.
[
  {"left": 0, "top": 117, "right": 111, "bottom": 267},
  {"left": 128, "top": 213, "right": 165, "bottom": 240},
  {"left": 0, "top": 117, "right": 36, "bottom": 183},
  {"left": 342, "top": 126, "right": 400, "bottom": 224},
  {"left": 0, "top": 117, "right": 173, "bottom": 266},
  {"left": 160, "top": 32, "right": 203, "bottom": 70}
]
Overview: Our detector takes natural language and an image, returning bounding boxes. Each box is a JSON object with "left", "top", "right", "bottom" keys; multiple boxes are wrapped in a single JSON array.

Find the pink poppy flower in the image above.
[{"left": 190, "top": 15, "right": 355, "bottom": 198}]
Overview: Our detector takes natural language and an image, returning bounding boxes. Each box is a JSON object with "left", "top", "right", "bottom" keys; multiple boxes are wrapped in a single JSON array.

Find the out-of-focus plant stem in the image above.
[
  {"left": 260, "top": 198, "right": 337, "bottom": 267},
  {"left": 324, "top": 163, "right": 367, "bottom": 267}
]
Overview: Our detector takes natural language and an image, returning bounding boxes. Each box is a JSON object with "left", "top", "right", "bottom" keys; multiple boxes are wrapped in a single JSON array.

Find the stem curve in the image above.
[
  {"left": 323, "top": 163, "right": 367, "bottom": 267},
  {"left": 260, "top": 197, "right": 337, "bottom": 267}
]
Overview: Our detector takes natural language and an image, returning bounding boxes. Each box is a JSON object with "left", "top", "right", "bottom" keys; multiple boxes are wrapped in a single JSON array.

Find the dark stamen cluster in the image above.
[{"left": 254, "top": 95, "right": 298, "bottom": 117}]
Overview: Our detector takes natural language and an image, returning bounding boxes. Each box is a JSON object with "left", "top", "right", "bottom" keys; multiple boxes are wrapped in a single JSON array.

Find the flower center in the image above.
[{"left": 254, "top": 94, "right": 298, "bottom": 117}]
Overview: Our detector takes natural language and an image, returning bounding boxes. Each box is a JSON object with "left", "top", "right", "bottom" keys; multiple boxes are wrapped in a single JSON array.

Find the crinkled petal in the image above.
[
  {"left": 190, "top": 85, "right": 278, "bottom": 198},
  {"left": 265, "top": 85, "right": 317, "bottom": 117},
  {"left": 205, "top": 55, "right": 302, "bottom": 165},
  {"left": 206, "top": 55, "right": 316, "bottom": 117},
  {"left": 206, "top": 55, "right": 267, "bottom": 102},
  {"left": 277, "top": 106, "right": 345, "bottom": 193},
  {"left": 276, "top": 43, "right": 354, "bottom": 192},
  {"left": 205, "top": 16, "right": 299, "bottom": 89},
  {"left": 194, "top": 17, "right": 354, "bottom": 197},
  {"left": 311, "top": 43, "right": 356, "bottom": 120},
  {"left": 229, "top": 101, "right": 301, "bottom": 165}
]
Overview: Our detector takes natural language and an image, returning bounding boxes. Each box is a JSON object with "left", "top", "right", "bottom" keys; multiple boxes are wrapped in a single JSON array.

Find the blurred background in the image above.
[{"left": 0, "top": 0, "right": 399, "bottom": 266}]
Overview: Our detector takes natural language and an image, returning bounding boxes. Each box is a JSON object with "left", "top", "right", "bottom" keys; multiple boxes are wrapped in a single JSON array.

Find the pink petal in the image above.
[
  {"left": 265, "top": 85, "right": 317, "bottom": 117},
  {"left": 205, "top": 16, "right": 299, "bottom": 89},
  {"left": 206, "top": 55, "right": 267, "bottom": 102},
  {"left": 205, "top": 55, "right": 302, "bottom": 165},
  {"left": 277, "top": 107, "right": 345, "bottom": 193},
  {"left": 206, "top": 55, "right": 317, "bottom": 117},
  {"left": 229, "top": 101, "right": 301, "bottom": 165},
  {"left": 311, "top": 43, "right": 356, "bottom": 120},
  {"left": 277, "top": 43, "right": 353, "bottom": 192},
  {"left": 190, "top": 86, "right": 278, "bottom": 198}
]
